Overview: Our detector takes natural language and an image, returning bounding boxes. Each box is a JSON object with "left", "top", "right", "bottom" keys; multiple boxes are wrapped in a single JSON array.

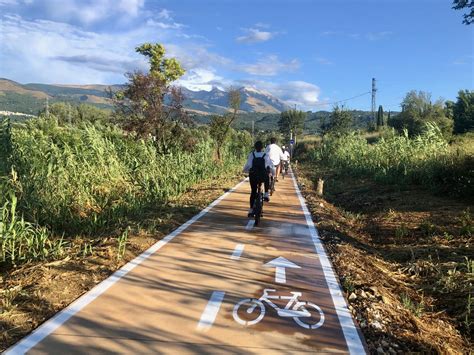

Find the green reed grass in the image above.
[
  {"left": 5, "top": 119, "right": 248, "bottom": 235},
  {"left": 0, "top": 117, "right": 250, "bottom": 265},
  {"left": 0, "top": 194, "right": 64, "bottom": 265},
  {"left": 314, "top": 123, "right": 473, "bottom": 196}
]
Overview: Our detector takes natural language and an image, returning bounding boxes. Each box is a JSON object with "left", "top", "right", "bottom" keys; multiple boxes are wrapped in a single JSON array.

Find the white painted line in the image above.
[
  {"left": 230, "top": 244, "right": 245, "bottom": 260},
  {"left": 5, "top": 179, "right": 248, "bottom": 355},
  {"left": 290, "top": 171, "right": 366, "bottom": 355},
  {"left": 245, "top": 219, "right": 254, "bottom": 230},
  {"left": 264, "top": 256, "right": 301, "bottom": 284},
  {"left": 196, "top": 291, "right": 226, "bottom": 331},
  {"left": 275, "top": 267, "right": 286, "bottom": 283}
]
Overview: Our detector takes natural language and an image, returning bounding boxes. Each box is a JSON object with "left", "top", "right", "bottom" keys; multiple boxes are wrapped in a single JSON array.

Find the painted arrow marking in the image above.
[{"left": 264, "top": 256, "right": 301, "bottom": 284}]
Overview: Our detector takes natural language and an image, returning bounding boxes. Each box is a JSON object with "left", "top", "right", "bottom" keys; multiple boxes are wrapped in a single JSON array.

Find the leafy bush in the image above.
[{"left": 389, "top": 91, "right": 453, "bottom": 139}]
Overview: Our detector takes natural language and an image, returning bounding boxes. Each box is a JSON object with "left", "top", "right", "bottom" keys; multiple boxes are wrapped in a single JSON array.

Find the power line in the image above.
[{"left": 311, "top": 91, "right": 371, "bottom": 107}]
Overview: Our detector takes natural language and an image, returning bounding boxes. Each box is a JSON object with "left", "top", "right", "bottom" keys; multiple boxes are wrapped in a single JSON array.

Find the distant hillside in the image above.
[
  {"left": 0, "top": 78, "right": 115, "bottom": 114},
  {"left": 0, "top": 78, "right": 390, "bottom": 132},
  {"left": 181, "top": 86, "right": 289, "bottom": 114},
  {"left": 0, "top": 78, "right": 289, "bottom": 115}
]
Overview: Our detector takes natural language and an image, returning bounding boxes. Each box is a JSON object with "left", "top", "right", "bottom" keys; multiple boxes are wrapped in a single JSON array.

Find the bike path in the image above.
[{"left": 6, "top": 172, "right": 366, "bottom": 354}]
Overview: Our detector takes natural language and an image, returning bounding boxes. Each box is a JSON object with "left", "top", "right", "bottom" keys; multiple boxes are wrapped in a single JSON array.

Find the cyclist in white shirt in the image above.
[
  {"left": 281, "top": 146, "right": 291, "bottom": 175},
  {"left": 282, "top": 146, "right": 291, "bottom": 162},
  {"left": 265, "top": 137, "right": 284, "bottom": 181}
]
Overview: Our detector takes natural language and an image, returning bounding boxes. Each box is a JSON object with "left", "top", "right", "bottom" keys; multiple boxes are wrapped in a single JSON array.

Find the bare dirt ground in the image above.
[
  {"left": 0, "top": 172, "right": 244, "bottom": 352},
  {"left": 296, "top": 162, "right": 473, "bottom": 354}
]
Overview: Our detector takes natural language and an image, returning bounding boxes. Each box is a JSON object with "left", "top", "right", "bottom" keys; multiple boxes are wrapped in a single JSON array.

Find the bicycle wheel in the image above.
[
  {"left": 270, "top": 177, "right": 275, "bottom": 195},
  {"left": 292, "top": 302, "right": 325, "bottom": 329},
  {"left": 254, "top": 194, "right": 261, "bottom": 226},
  {"left": 233, "top": 299, "right": 265, "bottom": 326}
]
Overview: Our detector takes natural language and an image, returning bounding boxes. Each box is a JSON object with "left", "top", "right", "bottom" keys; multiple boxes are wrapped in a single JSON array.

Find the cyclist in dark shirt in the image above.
[{"left": 243, "top": 141, "right": 274, "bottom": 216}]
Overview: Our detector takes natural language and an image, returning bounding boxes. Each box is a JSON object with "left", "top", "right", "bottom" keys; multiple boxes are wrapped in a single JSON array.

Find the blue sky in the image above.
[{"left": 0, "top": 0, "right": 472, "bottom": 111}]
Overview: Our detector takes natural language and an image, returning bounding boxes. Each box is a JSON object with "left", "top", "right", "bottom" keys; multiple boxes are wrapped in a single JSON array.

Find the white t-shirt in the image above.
[
  {"left": 265, "top": 144, "right": 284, "bottom": 166},
  {"left": 282, "top": 151, "right": 291, "bottom": 161}
]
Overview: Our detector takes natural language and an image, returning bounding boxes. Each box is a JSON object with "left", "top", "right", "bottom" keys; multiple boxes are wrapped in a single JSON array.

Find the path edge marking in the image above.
[
  {"left": 290, "top": 171, "right": 366, "bottom": 355},
  {"left": 5, "top": 178, "right": 249, "bottom": 355}
]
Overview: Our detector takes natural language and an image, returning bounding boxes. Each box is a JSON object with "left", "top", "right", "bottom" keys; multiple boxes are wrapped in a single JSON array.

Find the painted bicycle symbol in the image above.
[{"left": 232, "top": 289, "right": 325, "bottom": 329}]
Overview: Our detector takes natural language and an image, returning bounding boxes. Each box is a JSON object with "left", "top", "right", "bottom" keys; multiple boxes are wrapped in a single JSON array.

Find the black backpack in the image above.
[{"left": 250, "top": 152, "right": 267, "bottom": 179}]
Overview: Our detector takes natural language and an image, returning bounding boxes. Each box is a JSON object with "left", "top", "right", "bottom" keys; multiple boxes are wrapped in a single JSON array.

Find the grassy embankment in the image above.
[{"left": 295, "top": 127, "right": 473, "bottom": 353}]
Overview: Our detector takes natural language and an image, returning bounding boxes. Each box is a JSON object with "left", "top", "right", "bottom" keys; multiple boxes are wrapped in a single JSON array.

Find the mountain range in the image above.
[{"left": 0, "top": 78, "right": 289, "bottom": 116}]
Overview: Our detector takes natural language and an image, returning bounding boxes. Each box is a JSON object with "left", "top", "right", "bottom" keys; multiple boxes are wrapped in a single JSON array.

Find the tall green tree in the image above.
[
  {"left": 453, "top": 90, "right": 474, "bottom": 133},
  {"left": 209, "top": 88, "right": 241, "bottom": 160},
  {"left": 278, "top": 109, "right": 306, "bottom": 143},
  {"left": 376, "top": 105, "right": 384, "bottom": 128},
  {"left": 135, "top": 43, "right": 185, "bottom": 83},
  {"left": 113, "top": 43, "right": 189, "bottom": 153},
  {"left": 452, "top": 0, "right": 474, "bottom": 25},
  {"left": 389, "top": 91, "right": 453, "bottom": 139},
  {"left": 445, "top": 100, "right": 455, "bottom": 120},
  {"left": 322, "top": 105, "right": 353, "bottom": 136}
]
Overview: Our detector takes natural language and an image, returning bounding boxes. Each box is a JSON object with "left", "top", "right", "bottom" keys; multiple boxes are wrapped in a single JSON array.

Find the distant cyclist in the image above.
[
  {"left": 281, "top": 146, "right": 291, "bottom": 175},
  {"left": 265, "top": 137, "right": 284, "bottom": 183},
  {"left": 243, "top": 141, "right": 274, "bottom": 217}
]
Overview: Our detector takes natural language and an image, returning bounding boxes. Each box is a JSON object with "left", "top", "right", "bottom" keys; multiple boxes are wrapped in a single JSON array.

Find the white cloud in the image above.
[
  {"left": 166, "top": 44, "right": 232, "bottom": 71},
  {"left": 28, "top": 0, "right": 147, "bottom": 26},
  {"left": 117, "top": 0, "right": 145, "bottom": 16},
  {"left": 236, "top": 28, "right": 275, "bottom": 43},
  {"left": 146, "top": 18, "right": 183, "bottom": 30},
  {"left": 158, "top": 9, "right": 172, "bottom": 20},
  {"left": 269, "top": 81, "right": 321, "bottom": 109},
  {"left": 0, "top": 0, "right": 19, "bottom": 6},
  {"left": 254, "top": 22, "right": 270, "bottom": 29},
  {"left": 237, "top": 79, "right": 322, "bottom": 110},
  {"left": 321, "top": 30, "right": 392, "bottom": 41},
  {"left": 0, "top": 13, "right": 176, "bottom": 83},
  {"left": 240, "top": 55, "right": 299, "bottom": 76},
  {"left": 177, "top": 68, "right": 225, "bottom": 91},
  {"left": 53, "top": 54, "right": 147, "bottom": 74},
  {"left": 321, "top": 30, "right": 340, "bottom": 36},
  {"left": 0, "top": 7, "right": 316, "bottom": 108},
  {"left": 0, "top": 11, "right": 296, "bottom": 85},
  {"left": 366, "top": 31, "right": 392, "bottom": 41},
  {"left": 315, "top": 57, "right": 333, "bottom": 65}
]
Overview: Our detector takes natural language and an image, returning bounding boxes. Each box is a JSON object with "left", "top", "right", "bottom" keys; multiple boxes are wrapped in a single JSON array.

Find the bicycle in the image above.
[
  {"left": 281, "top": 160, "right": 290, "bottom": 179},
  {"left": 269, "top": 175, "right": 275, "bottom": 195},
  {"left": 233, "top": 288, "right": 325, "bottom": 329},
  {"left": 251, "top": 181, "right": 264, "bottom": 226},
  {"left": 269, "top": 165, "right": 278, "bottom": 195}
]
